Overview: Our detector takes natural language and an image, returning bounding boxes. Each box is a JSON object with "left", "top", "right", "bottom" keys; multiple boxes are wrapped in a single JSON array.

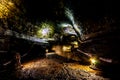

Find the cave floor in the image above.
[{"left": 0, "top": 55, "right": 111, "bottom": 80}]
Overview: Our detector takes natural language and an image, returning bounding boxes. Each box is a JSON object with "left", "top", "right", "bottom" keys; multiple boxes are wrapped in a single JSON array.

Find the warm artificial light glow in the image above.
[
  {"left": 62, "top": 45, "right": 71, "bottom": 52},
  {"left": 71, "top": 41, "right": 78, "bottom": 48},
  {"left": 90, "top": 58, "right": 97, "bottom": 64}
]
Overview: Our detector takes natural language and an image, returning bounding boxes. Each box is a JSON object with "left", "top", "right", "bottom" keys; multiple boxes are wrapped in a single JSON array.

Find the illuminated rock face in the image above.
[{"left": 0, "top": 0, "right": 21, "bottom": 18}]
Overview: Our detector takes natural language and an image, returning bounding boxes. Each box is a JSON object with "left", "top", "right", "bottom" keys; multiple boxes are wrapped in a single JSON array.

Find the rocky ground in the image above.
[{"left": 0, "top": 57, "right": 111, "bottom": 80}]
